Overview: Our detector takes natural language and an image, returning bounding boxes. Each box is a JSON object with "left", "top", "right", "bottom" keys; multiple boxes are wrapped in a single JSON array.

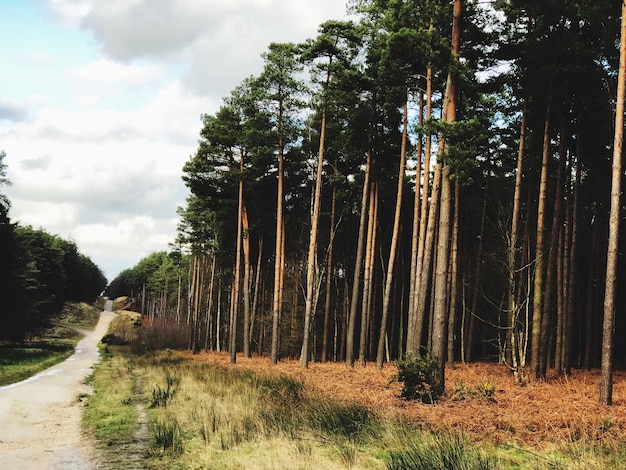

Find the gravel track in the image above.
[{"left": 0, "top": 309, "right": 116, "bottom": 469}]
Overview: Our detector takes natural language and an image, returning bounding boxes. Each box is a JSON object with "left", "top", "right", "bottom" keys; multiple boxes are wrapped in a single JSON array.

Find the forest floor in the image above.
[{"left": 182, "top": 351, "right": 626, "bottom": 451}]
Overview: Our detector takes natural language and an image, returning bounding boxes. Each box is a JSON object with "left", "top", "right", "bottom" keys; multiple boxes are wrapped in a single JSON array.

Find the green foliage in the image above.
[
  {"left": 0, "top": 224, "right": 106, "bottom": 341},
  {"left": 395, "top": 353, "right": 441, "bottom": 404},
  {"left": 0, "top": 341, "right": 75, "bottom": 386},
  {"left": 452, "top": 380, "right": 497, "bottom": 401},
  {"left": 0, "top": 150, "right": 11, "bottom": 220}
]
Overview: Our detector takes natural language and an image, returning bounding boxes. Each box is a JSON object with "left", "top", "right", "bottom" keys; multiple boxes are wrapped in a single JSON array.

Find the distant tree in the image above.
[
  {"left": 0, "top": 151, "right": 29, "bottom": 341},
  {"left": 0, "top": 150, "right": 10, "bottom": 220}
]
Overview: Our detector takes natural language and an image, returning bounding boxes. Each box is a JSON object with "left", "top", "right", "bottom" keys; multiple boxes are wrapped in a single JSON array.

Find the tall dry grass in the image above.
[{"left": 112, "top": 349, "right": 501, "bottom": 469}]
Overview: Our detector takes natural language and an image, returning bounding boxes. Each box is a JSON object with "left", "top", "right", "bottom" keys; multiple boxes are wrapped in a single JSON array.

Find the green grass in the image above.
[
  {"left": 84, "top": 349, "right": 507, "bottom": 469},
  {"left": 83, "top": 347, "right": 626, "bottom": 469},
  {"left": 82, "top": 347, "right": 138, "bottom": 446},
  {"left": 0, "top": 301, "right": 103, "bottom": 387},
  {"left": 0, "top": 340, "right": 77, "bottom": 386},
  {"left": 57, "top": 301, "right": 102, "bottom": 329}
]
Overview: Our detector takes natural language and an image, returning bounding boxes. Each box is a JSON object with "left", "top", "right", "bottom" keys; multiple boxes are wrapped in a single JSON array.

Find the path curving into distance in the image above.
[{"left": 0, "top": 302, "right": 116, "bottom": 469}]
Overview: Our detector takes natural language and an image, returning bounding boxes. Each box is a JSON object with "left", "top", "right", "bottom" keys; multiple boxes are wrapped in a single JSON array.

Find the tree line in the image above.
[
  {"left": 0, "top": 151, "right": 108, "bottom": 341},
  {"left": 107, "top": 0, "right": 626, "bottom": 403}
]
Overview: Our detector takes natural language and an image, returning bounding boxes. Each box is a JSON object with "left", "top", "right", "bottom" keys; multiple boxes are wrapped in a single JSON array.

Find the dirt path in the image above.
[{"left": 0, "top": 309, "right": 116, "bottom": 469}]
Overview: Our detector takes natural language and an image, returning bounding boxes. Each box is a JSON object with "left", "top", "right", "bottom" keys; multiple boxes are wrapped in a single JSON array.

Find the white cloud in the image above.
[
  {"left": 71, "top": 59, "right": 165, "bottom": 86},
  {"left": 4, "top": 0, "right": 351, "bottom": 281}
]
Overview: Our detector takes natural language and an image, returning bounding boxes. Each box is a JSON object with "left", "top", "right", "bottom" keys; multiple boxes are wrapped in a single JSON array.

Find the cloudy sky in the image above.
[{"left": 1, "top": 0, "right": 351, "bottom": 281}]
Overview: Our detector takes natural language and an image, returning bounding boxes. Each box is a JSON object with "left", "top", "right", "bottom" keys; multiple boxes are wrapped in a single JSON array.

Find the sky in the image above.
[{"left": 1, "top": 0, "right": 352, "bottom": 282}]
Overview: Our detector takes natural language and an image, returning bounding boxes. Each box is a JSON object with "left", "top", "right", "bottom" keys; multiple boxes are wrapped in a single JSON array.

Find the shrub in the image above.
[
  {"left": 129, "top": 318, "right": 191, "bottom": 353},
  {"left": 396, "top": 353, "right": 441, "bottom": 404},
  {"left": 306, "top": 399, "right": 376, "bottom": 440},
  {"left": 387, "top": 432, "right": 498, "bottom": 470},
  {"left": 150, "top": 372, "right": 180, "bottom": 408},
  {"left": 151, "top": 414, "right": 182, "bottom": 453}
]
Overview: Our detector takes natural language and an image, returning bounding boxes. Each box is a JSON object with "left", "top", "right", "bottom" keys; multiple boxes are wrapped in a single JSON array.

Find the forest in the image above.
[
  {"left": 0, "top": 151, "right": 108, "bottom": 341},
  {"left": 103, "top": 0, "right": 626, "bottom": 403}
]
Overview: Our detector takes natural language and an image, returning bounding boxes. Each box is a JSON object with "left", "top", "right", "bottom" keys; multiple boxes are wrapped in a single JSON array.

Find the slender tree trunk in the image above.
[
  {"left": 600, "top": 0, "right": 626, "bottom": 405},
  {"left": 555, "top": 222, "right": 565, "bottom": 376},
  {"left": 321, "top": 171, "right": 337, "bottom": 362},
  {"left": 242, "top": 203, "right": 252, "bottom": 358},
  {"left": 539, "top": 123, "right": 566, "bottom": 378},
  {"left": 216, "top": 279, "right": 222, "bottom": 351},
  {"left": 465, "top": 180, "right": 488, "bottom": 363},
  {"left": 557, "top": 148, "right": 574, "bottom": 375},
  {"left": 408, "top": 91, "right": 424, "bottom": 344},
  {"left": 278, "top": 223, "right": 286, "bottom": 351},
  {"left": 250, "top": 237, "right": 263, "bottom": 355},
  {"left": 508, "top": 108, "right": 526, "bottom": 384},
  {"left": 360, "top": 182, "right": 378, "bottom": 364},
  {"left": 414, "top": 164, "right": 442, "bottom": 354},
  {"left": 176, "top": 271, "right": 182, "bottom": 325},
  {"left": 230, "top": 157, "right": 245, "bottom": 364},
  {"left": 205, "top": 254, "right": 216, "bottom": 351},
  {"left": 432, "top": 162, "right": 452, "bottom": 392},
  {"left": 565, "top": 158, "right": 580, "bottom": 374},
  {"left": 271, "top": 118, "right": 285, "bottom": 364},
  {"left": 531, "top": 108, "right": 551, "bottom": 380},
  {"left": 584, "top": 218, "right": 599, "bottom": 369},
  {"left": 431, "top": 0, "right": 461, "bottom": 394},
  {"left": 447, "top": 177, "right": 460, "bottom": 364},
  {"left": 376, "top": 102, "right": 409, "bottom": 369},
  {"left": 346, "top": 140, "right": 372, "bottom": 366},
  {"left": 408, "top": 65, "right": 433, "bottom": 355},
  {"left": 301, "top": 106, "right": 328, "bottom": 368}
]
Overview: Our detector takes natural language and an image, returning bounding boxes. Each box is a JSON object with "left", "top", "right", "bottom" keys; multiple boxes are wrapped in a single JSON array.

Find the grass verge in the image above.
[
  {"left": 0, "top": 302, "right": 102, "bottom": 387},
  {"left": 85, "top": 346, "right": 626, "bottom": 469},
  {"left": 0, "top": 340, "right": 76, "bottom": 386},
  {"left": 85, "top": 348, "right": 503, "bottom": 469}
]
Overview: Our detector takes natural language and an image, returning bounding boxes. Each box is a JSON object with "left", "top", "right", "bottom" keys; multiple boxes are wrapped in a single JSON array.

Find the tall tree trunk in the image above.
[
  {"left": 271, "top": 118, "right": 285, "bottom": 364},
  {"left": 539, "top": 123, "right": 566, "bottom": 378},
  {"left": 447, "top": 177, "right": 460, "bottom": 364},
  {"left": 301, "top": 106, "right": 328, "bottom": 368},
  {"left": 216, "top": 279, "right": 222, "bottom": 351},
  {"left": 432, "top": 162, "right": 452, "bottom": 392},
  {"left": 431, "top": 0, "right": 461, "bottom": 394},
  {"left": 465, "top": 179, "right": 488, "bottom": 363},
  {"left": 250, "top": 237, "right": 263, "bottom": 355},
  {"left": 346, "top": 138, "right": 373, "bottom": 366},
  {"left": 230, "top": 157, "right": 245, "bottom": 364},
  {"left": 408, "top": 91, "right": 425, "bottom": 341},
  {"left": 360, "top": 182, "right": 378, "bottom": 364},
  {"left": 413, "top": 164, "right": 442, "bottom": 355},
  {"left": 508, "top": 108, "right": 526, "bottom": 384},
  {"left": 531, "top": 108, "right": 551, "bottom": 380},
  {"left": 555, "top": 222, "right": 565, "bottom": 376},
  {"left": 600, "top": 0, "right": 626, "bottom": 405},
  {"left": 376, "top": 101, "right": 409, "bottom": 369},
  {"left": 321, "top": 166, "right": 337, "bottom": 362},
  {"left": 205, "top": 254, "right": 216, "bottom": 351},
  {"left": 584, "top": 218, "right": 599, "bottom": 369},
  {"left": 408, "top": 64, "right": 433, "bottom": 355},
  {"left": 176, "top": 270, "right": 182, "bottom": 325},
  {"left": 242, "top": 202, "right": 252, "bottom": 358},
  {"left": 565, "top": 158, "right": 580, "bottom": 374}
]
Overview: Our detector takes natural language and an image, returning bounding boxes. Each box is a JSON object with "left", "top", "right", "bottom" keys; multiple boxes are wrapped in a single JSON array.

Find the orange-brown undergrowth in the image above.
[{"left": 182, "top": 351, "right": 626, "bottom": 449}]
